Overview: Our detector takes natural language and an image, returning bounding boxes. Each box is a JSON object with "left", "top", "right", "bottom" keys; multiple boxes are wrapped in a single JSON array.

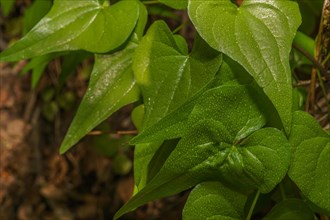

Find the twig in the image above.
[
  {"left": 306, "top": 0, "right": 330, "bottom": 113},
  {"left": 87, "top": 130, "right": 138, "bottom": 136},
  {"left": 292, "top": 43, "right": 327, "bottom": 76}
]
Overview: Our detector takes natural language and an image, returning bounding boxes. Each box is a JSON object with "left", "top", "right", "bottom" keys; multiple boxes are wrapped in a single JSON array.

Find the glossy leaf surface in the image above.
[
  {"left": 114, "top": 85, "right": 290, "bottom": 219},
  {"left": 188, "top": 0, "right": 301, "bottom": 132},
  {"left": 133, "top": 21, "right": 221, "bottom": 129},
  {"left": 131, "top": 56, "right": 254, "bottom": 145},
  {"left": 288, "top": 111, "right": 330, "bottom": 212},
  {"left": 183, "top": 182, "right": 247, "bottom": 220},
  {"left": 263, "top": 199, "right": 314, "bottom": 220},
  {"left": 132, "top": 21, "right": 221, "bottom": 189},
  {"left": 0, "top": 0, "right": 139, "bottom": 61},
  {"left": 59, "top": 41, "right": 140, "bottom": 153}
]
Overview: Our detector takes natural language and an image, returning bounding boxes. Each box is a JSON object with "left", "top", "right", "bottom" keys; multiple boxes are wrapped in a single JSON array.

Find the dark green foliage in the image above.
[{"left": 0, "top": 0, "right": 327, "bottom": 219}]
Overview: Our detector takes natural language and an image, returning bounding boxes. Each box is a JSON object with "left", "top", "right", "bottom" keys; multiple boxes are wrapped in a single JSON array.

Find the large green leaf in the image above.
[
  {"left": 288, "top": 111, "right": 330, "bottom": 213},
  {"left": 59, "top": 41, "right": 140, "bottom": 154},
  {"left": 59, "top": 3, "right": 147, "bottom": 153},
  {"left": 183, "top": 182, "right": 248, "bottom": 220},
  {"left": 188, "top": 0, "right": 301, "bottom": 132},
  {"left": 114, "top": 85, "right": 290, "bottom": 219},
  {"left": 130, "top": 56, "right": 254, "bottom": 145},
  {"left": 159, "top": 0, "right": 188, "bottom": 9},
  {"left": 132, "top": 21, "right": 222, "bottom": 190},
  {"left": 0, "top": 0, "right": 139, "bottom": 61},
  {"left": 133, "top": 21, "right": 221, "bottom": 129},
  {"left": 263, "top": 199, "right": 314, "bottom": 220}
]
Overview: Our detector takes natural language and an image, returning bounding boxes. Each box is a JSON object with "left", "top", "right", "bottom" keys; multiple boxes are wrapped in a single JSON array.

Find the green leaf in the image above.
[
  {"left": 0, "top": 0, "right": 15, "bottom": 16},
  {"left": 0, "top": 0, "right": 140, "bottom": 61},
  {"left": 133, "top": 21, "right": 221, "bottom": 129},
  {"left": 188, "top": 0, "right": 301, "bottom": 132},
  {"left": 131, "top": 105, "right": 145, "bottom": 132},
  {"left": 58, "top": 51, "right": 93, "bottom": 88},
  {"left": 159, "top": 0, "right": 188, "bottom": 9},
  {"left": 289, "top": 111, "right": 328, "bottom": 153},
  {"left": 21, "top": 53, "right": 60, "bottom": 88},
  {"left": 114, "top": 85, "right": 290, "bottom": 219},
  {"left": 130, "top": 91, "right": 200, "bottom": 144},
  {"left": 59, "top": 41, "right": 140, "bottom": 154},
  {"left": 132, "top": 21, "right": 222, "bottom": 189},
  {"left": 263, "top": 199, "right": 314, "bottom": 220},
  {"left": 288, "top": 111, "right": 330, "bottom": 213},
  {"left": 23, "top": 0, "right": 52, "bottom": 34},
  {"left": 183, "top": 182, "right": 248, "bottom": 220},
  {"left": 130, "top": 56, "right": 255, "bottom": 145}
]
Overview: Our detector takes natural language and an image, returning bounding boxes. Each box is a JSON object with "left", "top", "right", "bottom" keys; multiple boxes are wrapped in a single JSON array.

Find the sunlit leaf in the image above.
[
  {"left": 132, "top": 21, "right": 222, "bottom": 190},
  {"left": 0, "top": 0, "right": 140, "bottom": 61},
  {"left": 59, "top": 41, "right": 140, "bottom": 153},
  {"left": 188, "top": 0, "right": 301, "bottom": 132}
]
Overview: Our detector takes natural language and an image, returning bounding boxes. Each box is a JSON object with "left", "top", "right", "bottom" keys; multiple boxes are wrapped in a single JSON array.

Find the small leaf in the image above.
[
  {"left": 159, "top": 0, "right": 188, "bottom": 9},
  {"left": 188, "top": 0, "right": 302, "bottom": 132},
  {"left": 0, "top": 0, "right": 15, "bottom": 16},
  {"left": 59, "top": 41, "right": 140, "bottom": 153},
  {"left": 59, "top": 51, "right": 93, "bottom": 88},
  {"left": 288, "top": 111, "right": 330, "bottom": 213},
  {"left": 21, "top": 53, "right": 60, "bottom": 88},
  {"left": 183, "top": 182, "right": 248, "bottom": 220},
  {"left": 0, "top": 0, "right": 139, "bottom": 61},
  {"left": 263, "top": 199, "right": 314, "bottom": 220}
]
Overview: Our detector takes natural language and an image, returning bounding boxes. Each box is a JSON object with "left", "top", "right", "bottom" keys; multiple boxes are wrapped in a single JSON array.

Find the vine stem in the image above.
[
  {"left": 172, "top": 20, "right": 189, "bottom": 34},
  {"left": 279, "top": 182, "right": 287, "bottom": 200},
  {"left": 306, "top": 0, "right": 330, "bottom": 113},
  {"left": 246, "top": 190, "right": 260, "bottom": 220},
  {"left": 143, "top": 0, "right": 160, "bottom": 5}
]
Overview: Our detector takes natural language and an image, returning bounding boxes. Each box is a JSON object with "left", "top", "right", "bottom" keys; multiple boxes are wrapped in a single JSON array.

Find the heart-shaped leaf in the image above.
[
  {"left": 59, "top": 40, "right": 140, "bottom": 153},
  {"left": 114, "top": 85, "right": 290, "bottom": 219},
  {"left": 132, "top": 21, "right": 222, "bottom": 189},
  {"left": 188, "top": 0, "right": 301, "bottom": 132},
  {"left": 183, "top": 182, "right": 248, "bottom": 220},
  {"left": 288, "top": 111, "right": 330, "bottom": 213},
  {"left": 59, "top": 3, "right": 147, "bottom": 153},
  {"left": 263, "top": 199, "right": 314, "bottom": 220},
  {"left": 0, "top": 0, "right": 140, "bottom": 61},
  {"left": 133, "top": 21, "right": 221, "bottom": 129}
]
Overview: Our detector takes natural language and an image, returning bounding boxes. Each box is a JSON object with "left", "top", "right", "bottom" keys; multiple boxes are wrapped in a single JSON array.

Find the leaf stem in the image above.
[
  {"left": 279, "top": 182, "right": 287, "bottom": 200},
  {"left": 143, "top": 0, "right": 160, "bottom": 5},
  {"left": 172, "top": 20, "right": 189, "bottom": 34},
  {"left": 292, "top": 43, "right": 327, "bottom": 76},
  {"left": 246, "top": 190, "right": 260, "bottom": 220}
]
